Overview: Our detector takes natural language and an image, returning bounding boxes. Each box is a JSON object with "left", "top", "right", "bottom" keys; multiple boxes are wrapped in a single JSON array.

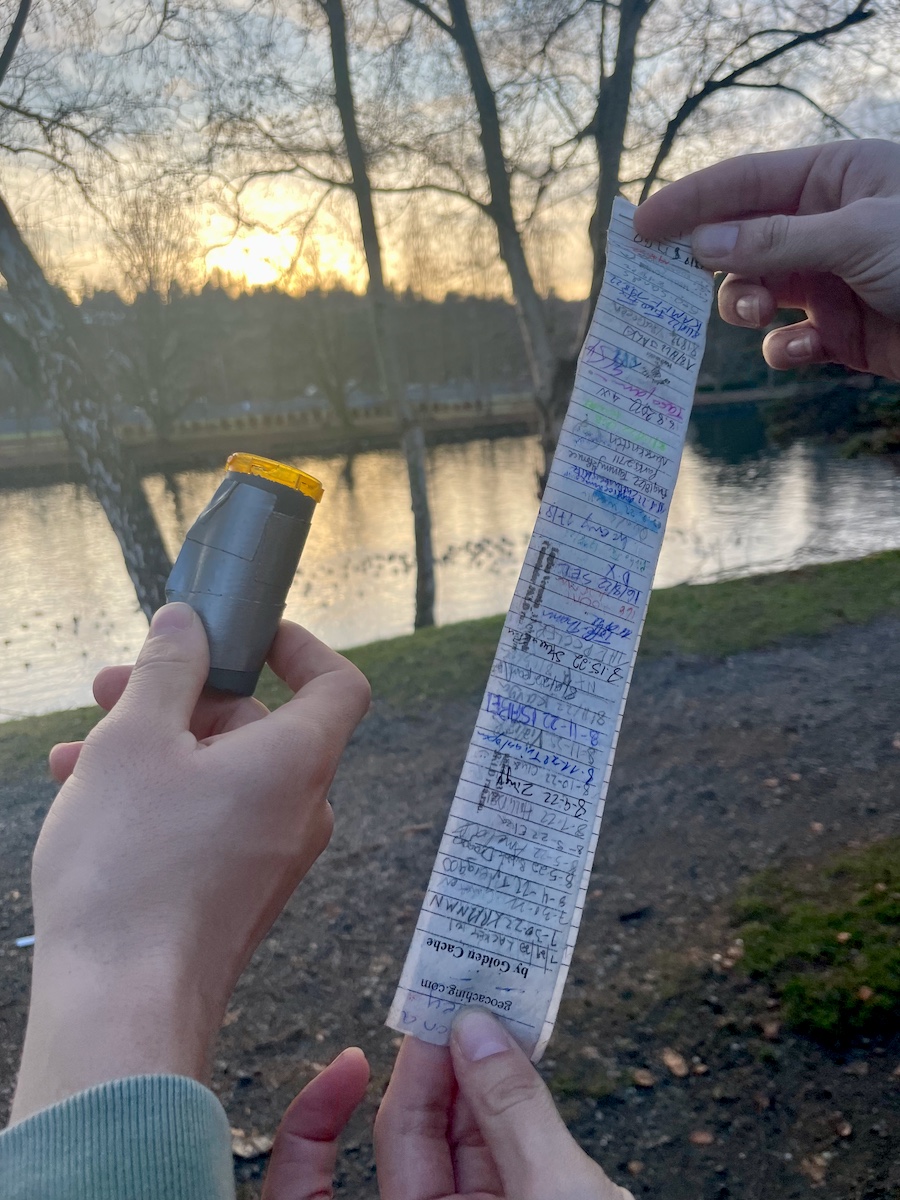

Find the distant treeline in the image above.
[{"left": 0, "top": 281, "right": 787, "bottom": 439}]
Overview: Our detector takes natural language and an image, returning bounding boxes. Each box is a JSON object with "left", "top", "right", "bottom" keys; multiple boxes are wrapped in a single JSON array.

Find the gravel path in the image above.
[{"left": 2, "top": 615, "right": 899, "bottom": 1197}]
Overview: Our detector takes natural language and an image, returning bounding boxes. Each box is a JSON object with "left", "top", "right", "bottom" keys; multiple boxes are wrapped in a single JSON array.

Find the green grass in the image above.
[
  {"left": 3, "top": 549, "right": 900, "bottom": 779},
  {"left": 261, "top": 550, "right": 900, "bottom": 710},
  {"left": 637, "top": 549, "right": 900, "bottom": 658},
  {"left": 735, "top": 840, "right": 900, "bottom": 1043},
  {"left": 0, "top": 706, "right": 103, "bottom": 785},
  {"left": 255, "top": 613, "right": 507, "bottom": 712}
]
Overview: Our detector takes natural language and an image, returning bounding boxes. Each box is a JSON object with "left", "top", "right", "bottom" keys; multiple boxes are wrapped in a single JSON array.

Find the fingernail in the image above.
[
  {"left": 453, "top": 1010, "right": 513, "bottom": 1062},
  {"left": 735, "top": 295, "right": 760, "bottom": 326},
  {"left": 785, "top": 334, "right": 813, "bottom": 360},
  {"left": 150, "top": 602, "right": 194, "bottom": 635},
  {"left": 693, "top": 223, "right": 740, "bottom": 261}
]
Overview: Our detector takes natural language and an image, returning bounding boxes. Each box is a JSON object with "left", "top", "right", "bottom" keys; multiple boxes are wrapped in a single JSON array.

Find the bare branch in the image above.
[
  {"left": 537, "top": 0, "right": 591, "bottom": 59},
  {"left": 0, "top": 0, "right": 30, "bottom": 91},
  {"left": 639, "top": 1, "right": 875, "bottom": 201},
  {"left": 732, "top": 81, "right": 859, "bottom": 139},
  {"left": 402, "top": 0, "right": 454, "bottom": 37}
]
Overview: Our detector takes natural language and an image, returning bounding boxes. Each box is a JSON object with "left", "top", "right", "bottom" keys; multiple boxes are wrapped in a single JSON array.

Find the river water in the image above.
[{"left": 2, "top": 408, "right": 899, "bottom": 720}]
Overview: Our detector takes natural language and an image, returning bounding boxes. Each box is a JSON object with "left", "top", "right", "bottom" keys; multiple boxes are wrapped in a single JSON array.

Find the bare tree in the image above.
[
  {"left": 393, "top": 0, "right": 879, "bottom": 484},
  {"left": 0, "top": 194, "right": 172, "bottom": 614},
  {"left": 322, "top": 0, "right": 435, "bottom": 628},
  {"left": 200, "top": 0, "right": 437, "bottom": 626},
  {"left": 104, "top": 180, "right": 203, "bottom": 443},
  {"left": 0, "top": 0, "right": 172, "bottom": 615},
  {"left": 109, "top": 178, "right": 201, "bottom": 300},
  {"left": 276, "top": 243, "right": 361, "bottom": 437}
]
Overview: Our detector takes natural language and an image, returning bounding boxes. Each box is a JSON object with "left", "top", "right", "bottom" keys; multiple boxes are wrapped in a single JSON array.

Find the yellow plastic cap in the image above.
[{"left": 226, "top": 453, "right": 324, "bottom": 503}]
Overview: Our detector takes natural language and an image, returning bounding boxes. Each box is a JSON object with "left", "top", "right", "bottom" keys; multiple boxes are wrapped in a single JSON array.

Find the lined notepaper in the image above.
[{"left": 387, "top": 198, "right": 713, "bottom": 1060}]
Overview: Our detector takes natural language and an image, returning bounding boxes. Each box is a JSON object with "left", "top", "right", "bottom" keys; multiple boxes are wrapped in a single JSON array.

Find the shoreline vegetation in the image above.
[
  {"left": 0, "top": 383, "right": 800, "bottom": 485},
  {"left": 2, "top": 548, "right": 899, "bottom": 778}
]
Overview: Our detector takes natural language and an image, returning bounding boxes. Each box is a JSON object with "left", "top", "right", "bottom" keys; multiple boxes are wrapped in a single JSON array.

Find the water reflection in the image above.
[
  {"left": 690, "top": 403, "right": 769, "bottom": 463},
  {"left": 1, "top": 426, "right": 899, "bottom": 719}
]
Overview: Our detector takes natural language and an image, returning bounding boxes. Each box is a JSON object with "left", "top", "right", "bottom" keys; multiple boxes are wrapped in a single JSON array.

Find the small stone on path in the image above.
[
  {"left": 661, "top": 1047, "right": 689, "bottom": 1078},
  {"left": 231, "top": 1131, "right": 274, "bottom": 1160}
]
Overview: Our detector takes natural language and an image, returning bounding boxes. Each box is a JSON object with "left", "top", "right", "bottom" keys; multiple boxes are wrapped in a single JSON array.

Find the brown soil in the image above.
[{"left": 2, "top": 615, "right": 899, "bottom": 1197}]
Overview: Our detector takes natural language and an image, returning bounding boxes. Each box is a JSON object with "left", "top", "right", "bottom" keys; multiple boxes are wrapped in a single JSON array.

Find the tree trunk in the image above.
[
  {"left": 324, "top": 0, "right": 436, "bottom": 628},
  {"left": 582, "top": 0, "right": 649, "bottom": 341},
  {"left": 524, "top": 0, "right": 648, "bottom": 494},
  {"left": 0, "top": 192, "right": 171, "bottom": 618},
  {"left": 445, "top": 0, "right": 561, "bottom": 488}
]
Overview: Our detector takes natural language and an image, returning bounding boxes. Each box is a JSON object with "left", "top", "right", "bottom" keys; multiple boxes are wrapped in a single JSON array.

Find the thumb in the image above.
[
  {"left": 262, "top": 1048, "right": 370, "bottom": 1200},
  {"left": 115, "top": 602, "right": 209, "bottom": 735},
  {"left": 691, "top": 209, "right": 848, "bottom": 277},
  {"left": 449, "top": 1010, "right": 631, "bottom": 1200}
]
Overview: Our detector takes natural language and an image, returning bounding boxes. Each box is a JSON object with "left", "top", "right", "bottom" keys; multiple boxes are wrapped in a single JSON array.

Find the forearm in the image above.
[{"left": 11, "top": 945, "right": 219, "bottom": 1125}]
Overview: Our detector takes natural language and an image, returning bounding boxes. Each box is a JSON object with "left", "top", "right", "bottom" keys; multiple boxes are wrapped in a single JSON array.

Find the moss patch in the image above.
[{"left": 734, "top": 839, "right": 900, "bottom": 1043}]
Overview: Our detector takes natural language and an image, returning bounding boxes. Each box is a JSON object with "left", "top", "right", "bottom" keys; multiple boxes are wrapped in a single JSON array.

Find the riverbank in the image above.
[
  {"left": 3, "top": 549, "right": 897, "bottom": 775},
  {"left": 0, "top": 381, "right": 816, "bottom": 485},
  {"left": 1, "top": 553, "right": 899, "bottom": 1198}
]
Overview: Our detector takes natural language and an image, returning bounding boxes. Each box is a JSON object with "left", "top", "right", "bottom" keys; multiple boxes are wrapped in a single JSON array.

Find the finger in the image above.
[
  {"left": 689, "top": 209, "right": 851, "bottom": 280},
  {"left": 198, "top": 692, "right": 269, "bottom": 739},
  {"left": 634, "top": 144, "right": 827, "bottom": 240},
  {"left": 262, "top": 622, "right": 371, "bottom": 764},
  {"left": 48, "top": 741, "right": 84, "bottom": 784},
  {"left": 93, "top": 665, "right": 131, "bottom": 711},
  {"left": 113, "top": 603, "right": 209, "bottom": 737},
  {"left": 722, "top": 270, "right": 814, "bottom": 319},
  {"left": 716, "top": 278, "right": 777, "bottom": 329},
  {"left": 450, "top": 1011, "right": 624, "bottom": 1199},
  {"left": 94, "top": 661, "right": 267, "bottom": 740},
  {"left": 262, "top": 1047, "right": 369, "bottom": 1200},
  {"left": 268, "top": 620, "right": 370, "bottom": 702},
  {"left": 762, "top": 319, "right": 828, "bottom": 370},
  {"left": 374, "top": 1036, "right": 457, "bottom": 1200},
  {"left": 450, "top": 1091, "right": 503, "bottom": 1196},
  {"left": 104, "top": 665, "right": 266, "bottom": 736}
]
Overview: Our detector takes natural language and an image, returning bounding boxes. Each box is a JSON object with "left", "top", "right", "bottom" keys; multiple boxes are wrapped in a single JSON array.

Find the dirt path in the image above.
[{"left": 2, "top": 616, "right": 899, "bottom": 1197}]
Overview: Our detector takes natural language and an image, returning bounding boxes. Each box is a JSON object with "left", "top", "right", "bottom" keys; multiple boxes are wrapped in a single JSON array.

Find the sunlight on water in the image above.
[{"left": 1, "top": 431, "right": 899, "bottom": 719}]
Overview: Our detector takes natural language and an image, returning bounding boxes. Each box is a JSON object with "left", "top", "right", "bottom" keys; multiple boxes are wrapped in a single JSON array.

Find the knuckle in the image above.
[
  {"left": 338, "top": 658, "right": 372, "bottom": 712},
  {"left": 304, "top": 753, "right": 341, "bottom": 800},
  {"left": 375, "top": 1091, "right": 447, "bottom": 1142},
  {"left": 136, "top": 641, "right": 194, "bottom": 671},
  {"left": 81, "top": 707, "right": 129, "bottom": 747},
  {"left": 317, "top": 802, "right": 335, "bottom": 847},
  {"left": 842, "top": 197, "right": 884, "bottom": 246},
  {"left": 756, "top": 213, "right": 790, "bottom": 257},
  {"left": 479, "top": 1069, "right": 546, "bottom": 1121}
]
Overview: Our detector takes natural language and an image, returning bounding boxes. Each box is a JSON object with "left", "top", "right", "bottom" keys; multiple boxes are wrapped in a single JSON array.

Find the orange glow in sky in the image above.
[{"left": 205, "top": 227, "right": 365, "bottom": 292}]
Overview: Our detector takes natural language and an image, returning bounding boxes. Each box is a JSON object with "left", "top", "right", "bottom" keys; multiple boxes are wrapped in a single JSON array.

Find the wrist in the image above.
[{"left": 10, "top": 943, "right": 221, "bottom": 1124}]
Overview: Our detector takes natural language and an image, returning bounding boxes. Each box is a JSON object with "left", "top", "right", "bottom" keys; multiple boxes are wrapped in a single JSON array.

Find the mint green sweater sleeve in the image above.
[{"left": 0, "top": 1075, "right": 235, "bottom": 1200}]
